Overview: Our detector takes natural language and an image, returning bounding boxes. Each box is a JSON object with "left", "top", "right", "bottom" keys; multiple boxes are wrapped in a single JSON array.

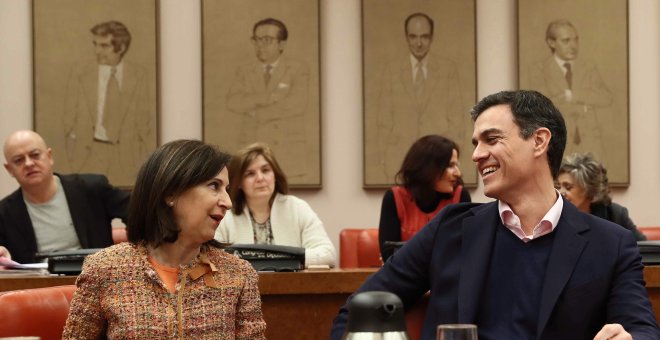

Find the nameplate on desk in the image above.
[
  {"left": 638, "top": 241, "right": 660, "bottom": 265},
  {"left": 37, "top": 248, "right": 103, "bottom": 275},
  {"left": 225, "top": 244, "right": 305, "bottom": 272}
]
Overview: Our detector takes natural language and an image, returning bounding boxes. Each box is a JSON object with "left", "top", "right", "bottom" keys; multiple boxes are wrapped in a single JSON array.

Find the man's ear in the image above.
[
  {"left": 3, "top": 163, "right": 13, "bottom": 178},
  {"left": 47, "top": 147, "right": 53, "bottom": 167},
  {"left": 533, "top": 127, "right": 551, "bottom": 156},
  {"left": 117, "top": 43, "right": 127, "bottom": 56}
]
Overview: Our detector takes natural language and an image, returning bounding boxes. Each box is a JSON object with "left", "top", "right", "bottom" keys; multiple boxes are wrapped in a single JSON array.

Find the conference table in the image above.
[{"left": 2, "top": 266, "right": 660, "bottom": 339}]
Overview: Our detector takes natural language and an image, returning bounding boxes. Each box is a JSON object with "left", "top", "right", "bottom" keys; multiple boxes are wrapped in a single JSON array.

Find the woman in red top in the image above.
[{"left": 378, "top": 135, "right": 471, "bottom": 261}]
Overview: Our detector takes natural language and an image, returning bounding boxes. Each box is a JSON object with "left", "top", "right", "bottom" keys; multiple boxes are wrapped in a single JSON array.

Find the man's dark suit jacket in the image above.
[
  {"left": 0, "top": 174, "right": 129, "bottom": 263},
  {"left": 330, "top": 201, "right": 660, "bottom": 340}
]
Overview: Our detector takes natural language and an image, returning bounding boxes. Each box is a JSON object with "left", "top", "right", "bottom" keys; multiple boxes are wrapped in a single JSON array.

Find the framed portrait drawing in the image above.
[
  {"left": 202, "top": 0, "right": 321, "bottom": 188},
  {"left": 362, "top": 0, "right": 477, "bottom": 188},
  {"left": 33, "top": 0, "right": 159, "bottom": 188},
  {"left": 518, "top": 0, "right": 629, "bottom": 185}
]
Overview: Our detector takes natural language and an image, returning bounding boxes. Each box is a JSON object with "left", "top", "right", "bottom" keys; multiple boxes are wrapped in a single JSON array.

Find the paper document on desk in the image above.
[{"left": 0, "top": 257, "right": 48, "bottom": 269}]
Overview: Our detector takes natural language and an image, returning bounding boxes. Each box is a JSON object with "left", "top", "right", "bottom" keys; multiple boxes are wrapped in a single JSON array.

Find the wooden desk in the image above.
[
  {"left": 3, "top": 267, "right": 660, "bottom": 339},
  {"left": 0, "top": 268, "right": 376, "bottom": 339}
]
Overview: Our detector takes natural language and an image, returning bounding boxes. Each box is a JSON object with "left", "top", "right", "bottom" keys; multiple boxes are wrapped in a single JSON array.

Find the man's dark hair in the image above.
[
  {"left": 404, "top": 12, "right": 434, "bottom": 36},
  {"left": 470, "top": 90, "right": 567, "bottom": 178},
  {"left": 396, "top": 134, "right": 459, "bottom": 205},
  {"left": 127, "top": 139, "right": 231, "bottom": 248},
  {"left": 90, "top": 21, "right": 132, "bottom": 57},
  {"left": 253, "top": 18, "right": 288, "bottom": 41}
]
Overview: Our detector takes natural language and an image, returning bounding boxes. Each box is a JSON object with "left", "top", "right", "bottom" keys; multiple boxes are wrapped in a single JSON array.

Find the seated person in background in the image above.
[
  {"left": 0, "top": 130, "right": 128, "bottom": 263},
  {"left": 215, "top": 142, "right": 336, "bottom": 268},
  {"left": 330, "top": 90, "right": 659, "bottom": 339},
  {"left": 557, "top": 152, "right": 646, "bottom": 241},
  {"left": 63, "top": 139, "right": 266, "bottom": 338},
  {"left": 379, "top": 134, "right": 470, "bottom": 262}
]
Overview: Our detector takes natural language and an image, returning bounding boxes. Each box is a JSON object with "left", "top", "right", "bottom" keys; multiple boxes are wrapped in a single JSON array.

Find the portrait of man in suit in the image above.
[
  {"left": 362, "top": 1, "right": 476, "bottom": 187},
  {"left": 376, "top": 12, "right": 465, "bottom": 181},
  {"left": 517, "top": 0, "right": 628, "bottom": 184},
  {"left": 202, "top": 0, "right": 320, "bottom": 187},
  {"left": 527, "top": 19, "right": 613, "bottom": 172},
  {"left": 225, "top": 18, "right": 310, "bottom": 182},
  {"left": 61, "top": 20, "right": 154, "bottom": 187}
]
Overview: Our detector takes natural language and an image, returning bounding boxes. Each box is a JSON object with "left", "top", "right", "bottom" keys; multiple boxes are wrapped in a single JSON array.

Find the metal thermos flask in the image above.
[{"left": 343, "top": 291, "right": 410, "bottom": 340}]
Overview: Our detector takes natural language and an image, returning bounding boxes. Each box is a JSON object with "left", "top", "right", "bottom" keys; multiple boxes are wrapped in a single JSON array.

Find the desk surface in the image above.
[
  {"left": 0, "top": 268, "right": 377, "bottom": 294},
  {"left": 1, "top": 266, "right": 659, "bottom": 340}
]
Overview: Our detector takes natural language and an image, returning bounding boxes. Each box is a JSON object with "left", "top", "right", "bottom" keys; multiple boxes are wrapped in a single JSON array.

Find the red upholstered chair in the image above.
[
  {"left": 112, "top": 227, "right": 128, "bottom": 244},
  {"left": 639, "top": 226, "right": 660, "bottom": 241},
  {"left": 339, "top": 228, "right": 383, "bottom": 268},
  {"left": 405, "top": 293, "right": 430, "bottom": 340},
  {"left": 0, "top": 285, "right": 77, "bottom": 340}
]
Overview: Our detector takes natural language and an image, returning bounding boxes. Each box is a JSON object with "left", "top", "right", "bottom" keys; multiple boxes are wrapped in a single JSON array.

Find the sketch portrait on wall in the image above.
[
  {"left": 518, "top": 0, "right": 629, "bottom": 185},
  {"left": 362, "top": 0, "right": 477, "bottom": 187},
  {"left": 33, "top": 0, "right": 158, "bottom": 188},
  {"left": 203, "top": 0, "right": 321, "bottom": 187}
]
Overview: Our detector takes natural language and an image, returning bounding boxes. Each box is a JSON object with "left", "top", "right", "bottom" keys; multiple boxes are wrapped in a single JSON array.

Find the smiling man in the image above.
[
  {"left": 0, "top": 130, "right": 129, "bottom": 263},
  {"left": 330, "top": 90, "right": 660, "bottom": 340}
]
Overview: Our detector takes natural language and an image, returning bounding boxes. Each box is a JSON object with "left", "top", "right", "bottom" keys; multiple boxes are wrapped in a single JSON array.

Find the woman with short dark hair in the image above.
[{"left": 63, "top": 139, "right": 266, "bottom": 338}]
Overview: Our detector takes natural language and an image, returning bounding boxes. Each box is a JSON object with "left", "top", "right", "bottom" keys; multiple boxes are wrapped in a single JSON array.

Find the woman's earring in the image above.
[{"left": 168, "top": 201, "right": 174, "bottom": 207}]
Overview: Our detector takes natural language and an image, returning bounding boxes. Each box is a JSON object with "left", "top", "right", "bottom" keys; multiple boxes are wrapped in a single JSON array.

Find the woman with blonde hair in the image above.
[{"left": 215, "top": 142, "right": 336, "bottom": 267}]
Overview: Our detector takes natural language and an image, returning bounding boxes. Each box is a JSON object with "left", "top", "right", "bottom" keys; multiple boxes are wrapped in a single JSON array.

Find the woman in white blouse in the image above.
[{"left": 215, "top": 143, "right": 336, "bottom": 267}]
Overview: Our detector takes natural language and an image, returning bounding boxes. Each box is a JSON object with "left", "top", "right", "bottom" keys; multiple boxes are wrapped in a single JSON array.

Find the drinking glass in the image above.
[{"left": 436, "top": 324, "right": 478, "bottom": 340}]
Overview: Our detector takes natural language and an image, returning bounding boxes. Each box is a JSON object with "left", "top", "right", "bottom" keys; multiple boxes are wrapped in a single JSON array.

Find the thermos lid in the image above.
[{"left": 345, "top": 291, "right": 408, "bottom": 333}]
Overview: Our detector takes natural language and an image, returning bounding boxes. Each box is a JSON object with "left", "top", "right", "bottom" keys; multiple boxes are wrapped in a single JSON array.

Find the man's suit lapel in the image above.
[
  {"left": 5, "top": 191, "right": 38, "bottom": 252},
  {"left": 120, "top": 62, "right": 138, "bottom": 115},
  {"left": 59, "top": 175, "right": 91, "bottom": 247},
  {"left": 458, "top": 203, "right": 499, "bottom": 322},
  {"left": 398, "top": 58, "right": 415, "bottom": 102},
  {"left": 267, "top": 57, "right": 288, "bottom": 92},
  {"left": 536, "top": 203, "right": 588, "bottom": 337},
  {"left": 416, "top": 57, "right": 440, "bottom": 111},
  {"left": 543, "top": 57, "right": 569, "bottom": 93},
  {"left": 248, "top": 63, "right": 265, "bottom": 92},
  {"left": 82, "top": 65, "right": 98, "bottom": 124}
]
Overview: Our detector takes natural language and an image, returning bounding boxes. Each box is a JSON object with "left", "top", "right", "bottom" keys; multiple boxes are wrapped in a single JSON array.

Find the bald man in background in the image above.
[{"left": 0, "top": 130, "right": 128, "bottom": 263}]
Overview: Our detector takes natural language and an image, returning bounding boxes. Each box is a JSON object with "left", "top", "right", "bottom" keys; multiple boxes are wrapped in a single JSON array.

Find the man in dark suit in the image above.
[
  {"left": 0, "top": 130, "right": 129, "bottom": 263},
  {"left": 330, "top": 90, "right": 659, "bottom": 339}
]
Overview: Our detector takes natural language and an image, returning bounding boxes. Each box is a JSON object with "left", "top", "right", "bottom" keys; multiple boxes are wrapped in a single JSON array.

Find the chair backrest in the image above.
[
  {"left": 639, "top": 226, "right": 660, "bottom": 241},
  {"left": 112, "top": 227, "right": 128, "bottom": 244},
  {"left": 339, "top": 228, "right": 382, "bottom": 268},
  {"left": 0, "top": 285, "right": 77, "bottom": 340},
  {"left": 405, "top": 293, "right": 430, "bottom": 340}
]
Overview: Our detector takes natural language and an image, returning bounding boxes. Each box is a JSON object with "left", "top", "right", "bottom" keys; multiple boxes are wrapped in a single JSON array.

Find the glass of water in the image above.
[{"left": 436, "top": 324, "right": 478, "bottom": 340}]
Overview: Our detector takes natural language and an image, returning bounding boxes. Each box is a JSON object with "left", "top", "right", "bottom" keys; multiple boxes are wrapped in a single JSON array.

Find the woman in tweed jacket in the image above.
[{"left": 63, "top": 140, "right": 266, "bottom": 339}]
